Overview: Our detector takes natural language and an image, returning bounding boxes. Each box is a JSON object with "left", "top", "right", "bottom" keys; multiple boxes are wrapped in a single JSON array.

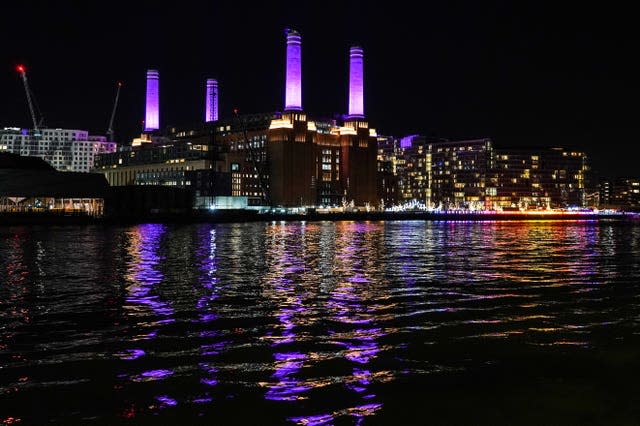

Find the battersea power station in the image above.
[{"left": 96, "top": 29, "right": 378, "bottom": 209}]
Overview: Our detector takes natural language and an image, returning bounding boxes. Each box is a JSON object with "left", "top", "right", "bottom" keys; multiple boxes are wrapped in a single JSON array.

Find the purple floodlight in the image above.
[
  {"left": 400, "top": 135, "right": 419, "bottom": 149},
  {"left": 144, "top": 69, "right": 160, "bottom": 131},
  {"left": 348, "top": 46, "right": 364, "bottom": 118},
  {"left": 205, "top": 79, "right": 219, "bottom": 122},
  {"left": 285, "top": 28, "right": 302, "bottom": 111}
]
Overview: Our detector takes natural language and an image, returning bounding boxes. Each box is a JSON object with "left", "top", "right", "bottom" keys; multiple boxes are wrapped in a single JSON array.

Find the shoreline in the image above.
[{"left": 1, "top": 210, "right": 637, "bottom": 226}]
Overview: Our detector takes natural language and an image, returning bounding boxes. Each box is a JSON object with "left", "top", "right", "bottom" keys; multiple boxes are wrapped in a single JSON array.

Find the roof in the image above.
[
  {"left": 0, "top": 154, "right": 108, "bottom": 197},
  {"left": 0, "top": 153, "right": 54, "bottom": 170}
]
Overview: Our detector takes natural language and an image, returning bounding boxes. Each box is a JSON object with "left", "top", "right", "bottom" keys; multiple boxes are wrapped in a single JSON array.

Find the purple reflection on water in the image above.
[
  {"left": 264, "top": 226, "right": 311, "bottom": 402},
  {"left": 288, "top": 402, "right": 383, "bottom": 425},
  {"left": 345, "top": 343, "right": 380, "bottom": 365},
  {"left": 327, "top": 224, "right": 385, "bottom": 419},
  {"left": 277, "top": 297, "right": 306, "bottom": 344},
  {"left": 195, "top": 227, "right": 224, "bottom": 400},
  {"left": 138, "top": 369, "right": 173, "bottom": 381},
  {"left": 347, "top": 368, "right": 374, "bottom": 398},
  {"left": 201, "top": 342, "right": 226, "bottom": 356},
  {"left": 126, "top": 224, "right": 174, "bottom": 321},
  {"left": 265, "top": 319, "right": 310, "bottom": 401},
  {"left": 289, "top": 413, "right": 334, "bottom": 425},
  {"left": 155, "top": 395, "right": 177, "bottom": 407},
  {"left": 200, "top": 313, "right": 217, "bottom": 323},
  {"left": 349, "top": 403, "right": 383, "bottom": 417},
  {"left": 578, "top": 225, "right": 600, "bottom": 279},
  {"left": 118, "top": 349, "right": 145, "bottom": 360},
  {"left": 265, "top": 357, "right": 311, "bottom": 402},
  {"left": 201, "top": 377, "right": 218, "bottom": 387},
  {"left": 120, "top": 224, "right": 177, "bottom": 412}
]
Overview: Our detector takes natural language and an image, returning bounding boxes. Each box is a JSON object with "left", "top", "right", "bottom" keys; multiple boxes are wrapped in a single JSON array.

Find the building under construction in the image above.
[{"left": 1, "top": 65, "right": 118, "bottom": 172}]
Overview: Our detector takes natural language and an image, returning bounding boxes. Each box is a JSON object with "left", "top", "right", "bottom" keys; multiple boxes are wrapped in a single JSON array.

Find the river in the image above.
[{"left": 1, "top": 220, "right": 639, "bottom": 424}]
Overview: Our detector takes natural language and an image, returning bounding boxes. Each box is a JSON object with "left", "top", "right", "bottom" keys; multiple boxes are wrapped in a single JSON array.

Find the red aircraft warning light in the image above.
[{"left": 16, "top": 64, "right": 25, "bottom": 73}]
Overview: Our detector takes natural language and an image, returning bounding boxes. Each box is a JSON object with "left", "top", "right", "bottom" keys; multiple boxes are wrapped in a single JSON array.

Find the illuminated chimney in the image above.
[
  {"left": 144, "top": 69, "right": 160, "bottom": 131},
  {"left": 285, "top": 28, "right": 302, "bottom": 111},
  {"left": 348, "top": 46, "right": 364, "bottom": 119},
  {"left": 205, "top": 78, "right": 219, "bottom": 122}
]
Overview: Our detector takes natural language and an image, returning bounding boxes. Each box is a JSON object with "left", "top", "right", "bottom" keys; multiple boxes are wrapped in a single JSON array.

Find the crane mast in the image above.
[
  {"left": 16, "top": 65, "right": 39, "bottom": 132},
  {"left": 107, "top": 82, "right": 122, "bottom": 142},
  {"left": 16, "top": 65, "right": 45, "bottom": 156}
]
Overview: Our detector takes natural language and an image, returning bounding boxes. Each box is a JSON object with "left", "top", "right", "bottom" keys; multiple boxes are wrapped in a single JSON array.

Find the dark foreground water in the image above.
[{"left": 1, "top": 221, "right": 640, "bottom": 425}]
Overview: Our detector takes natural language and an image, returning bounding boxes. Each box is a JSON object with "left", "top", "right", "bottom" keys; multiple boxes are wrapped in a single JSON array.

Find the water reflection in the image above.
[
  {"left": 2, "top": 221, "right": 640, "bottom": 424},
  {"left": 124, "top": 224, "right": 174, "bottom": 323},
  {"left": 118, "top": 224, "right": 176, "bottom": 414},
  {"left": 1, "top": 230, "right": 32, "bottom": 324},
  {"left": 328, "top": 222, "right": 385, "bottom": 421},
  {"left": 195, "top": 225, "right": 225, "bottom": 402},
  {"left": 263, "top": 223, "right": 311, "bottom": 402}
]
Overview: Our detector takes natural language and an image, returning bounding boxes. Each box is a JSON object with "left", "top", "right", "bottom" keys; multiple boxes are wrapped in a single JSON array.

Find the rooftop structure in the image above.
[
  {"left": 284, "top": 29, "right": 302, "bottom": 111},
  {"left": 348, "top": 46, "right": 364, "bottom": 119},
  {"left": 205, "top": 78, "right": 219, "bottom": 122},
  {"left": 144, "top": 69, "right": 160, "bottom": 131}
]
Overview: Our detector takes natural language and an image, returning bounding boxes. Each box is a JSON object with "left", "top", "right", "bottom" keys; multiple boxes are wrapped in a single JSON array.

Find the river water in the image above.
[{"left": 1, "top": 221, "right": 640, "bottom": 424}]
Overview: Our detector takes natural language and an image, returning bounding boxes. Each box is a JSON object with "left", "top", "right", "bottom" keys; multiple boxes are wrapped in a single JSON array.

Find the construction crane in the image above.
[
  {"left": 16, "top": 64, "right": 44, "bottom": 156},
  {"left": 107, "top": 82, "right": 122, "bottom": 142},
  {"left": 16, "top": 65, "right": 39, "bottom": 131}
]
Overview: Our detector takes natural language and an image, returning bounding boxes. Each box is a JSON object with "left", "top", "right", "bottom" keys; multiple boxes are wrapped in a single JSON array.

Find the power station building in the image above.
[
  {"left": 94, "top": 27, "right": 593, "bottom": 211},
  {"left": 96, "top": 29, "right": 378, "bottom": 209}
]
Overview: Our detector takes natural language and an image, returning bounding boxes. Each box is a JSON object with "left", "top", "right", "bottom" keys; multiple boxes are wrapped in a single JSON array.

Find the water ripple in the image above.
[{"left": 1, "top": 221, "right": 639, "bottom": 423}]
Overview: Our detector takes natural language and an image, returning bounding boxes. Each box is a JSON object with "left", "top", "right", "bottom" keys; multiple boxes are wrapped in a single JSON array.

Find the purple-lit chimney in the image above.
[
  {"left": 144, "top": 69, "right": 160, "bottom": 131},
  {"left": 285, "top": 28, "right": 302, "bottom": 111},
  {"left": 348, "top": 46, "right": 364, "bottom": 119},
  {"left": 205, "top": 78, "right": 219, "bottom": 122}
]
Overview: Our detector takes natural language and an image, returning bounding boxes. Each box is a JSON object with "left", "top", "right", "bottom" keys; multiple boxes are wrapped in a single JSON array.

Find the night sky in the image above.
[{"left": 1, "top": 1, "right": 636, "bottom": 177}]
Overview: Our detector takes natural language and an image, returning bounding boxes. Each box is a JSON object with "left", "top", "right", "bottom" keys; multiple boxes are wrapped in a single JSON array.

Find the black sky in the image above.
[{"left": 1, "top": 1, "right": 637, "bottom": 177}]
